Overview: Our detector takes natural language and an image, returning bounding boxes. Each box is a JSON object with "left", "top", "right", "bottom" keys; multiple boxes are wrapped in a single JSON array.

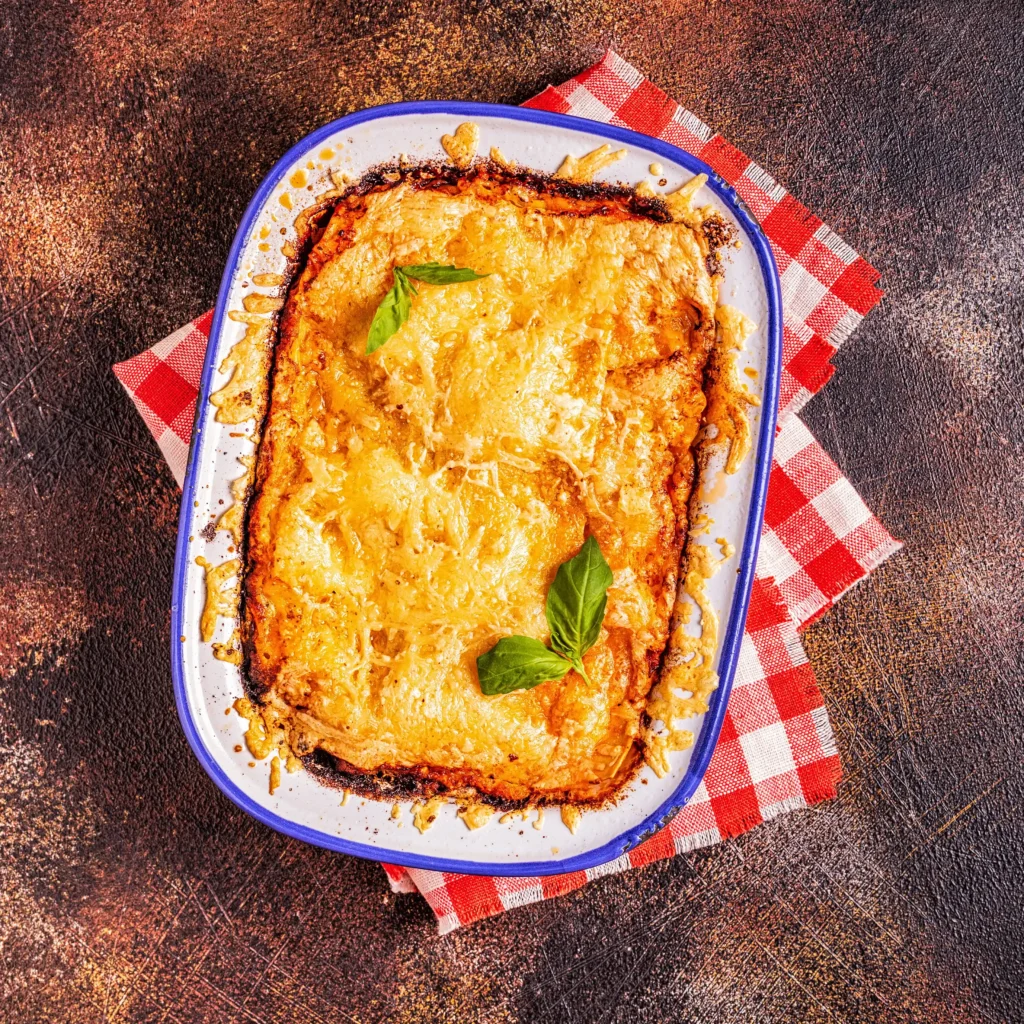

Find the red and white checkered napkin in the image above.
[{"left": 115, "top": 51, "right": 900, "bottom": 934}]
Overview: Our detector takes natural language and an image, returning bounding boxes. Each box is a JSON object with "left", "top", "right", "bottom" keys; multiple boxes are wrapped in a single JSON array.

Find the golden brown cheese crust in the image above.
[{"left": 243, "top": 165, "right": 723, "bottom": 805}]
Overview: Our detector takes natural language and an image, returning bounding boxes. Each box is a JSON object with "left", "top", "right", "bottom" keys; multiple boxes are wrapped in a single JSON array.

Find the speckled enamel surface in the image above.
[{"left": 2, "top": 2, "right": 1023, "bottom": 1021}]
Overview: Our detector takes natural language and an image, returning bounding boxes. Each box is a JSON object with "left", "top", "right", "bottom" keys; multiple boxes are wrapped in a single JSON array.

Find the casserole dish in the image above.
[{"left": 172, "top": 101, "right": 781, "bottom": 875}]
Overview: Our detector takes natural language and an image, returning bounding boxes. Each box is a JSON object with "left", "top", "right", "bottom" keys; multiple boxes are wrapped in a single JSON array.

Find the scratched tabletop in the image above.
[{"left": 2, "top": 2, "right": 1023, "bottom": 1021}]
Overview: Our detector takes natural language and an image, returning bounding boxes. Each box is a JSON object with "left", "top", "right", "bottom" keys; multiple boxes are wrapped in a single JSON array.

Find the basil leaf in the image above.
[
  {"left": 402, "top": 262, "right": 489, "bottom": 285},
  {"left": 545, "top": 535, "right": 613, "bottom": 682},
  {"left": 477, "top": 636, "right": 571, "bottom": 695},
  {"left": 477, "top": 540, "right": 612, "bottom": 695},
  {"left": 366, "top": 268, "right": 415, "bottom": 354},
  {"left": 365, "top": 263, "right": 487, "bottom": 353}
]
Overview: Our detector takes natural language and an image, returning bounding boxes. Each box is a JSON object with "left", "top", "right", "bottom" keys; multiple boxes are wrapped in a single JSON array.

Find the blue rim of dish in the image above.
[{"left": 171, "top": 100, "right": 782, "bottom": 877}]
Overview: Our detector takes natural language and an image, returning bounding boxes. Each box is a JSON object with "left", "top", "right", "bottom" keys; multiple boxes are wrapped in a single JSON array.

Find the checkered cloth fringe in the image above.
[{"left": 114, "top": 51, "right": 899, "bottom": 934}]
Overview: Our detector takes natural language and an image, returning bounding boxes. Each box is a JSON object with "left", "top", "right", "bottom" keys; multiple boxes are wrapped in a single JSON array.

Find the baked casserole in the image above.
[{"left": 240, "top": 161, "right": 734, "bottom": 808}]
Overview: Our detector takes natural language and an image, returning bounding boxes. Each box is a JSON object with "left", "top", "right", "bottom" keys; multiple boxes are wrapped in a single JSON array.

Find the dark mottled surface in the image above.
[{"left": 2, "top": 1, "right": 1023, "bottom": 1021}]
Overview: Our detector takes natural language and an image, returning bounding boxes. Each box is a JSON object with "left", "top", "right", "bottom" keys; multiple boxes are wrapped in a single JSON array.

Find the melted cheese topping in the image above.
[
  {"left": 244, "top": 171, "right": 726, "bottom": 804},
  {"left": 705, "top": 304, "right": 760, "bottom": 474},
  {"left": 413, "top": 796, "right": 445, "bottom": 833},
  {"left": 211, "top": 312, "right": 273, "bottom": 425},
  {"left": 643, "top": 543, "right": 724, "bottom": 777},
  {"left": 252, "top": 272, "right": 284, "bottom": 287},
  {"left": 489, "top": 146, "right": 514, "bottom": 169},
  {"left": 441, "top": 122, "right": 480, "bottom": 168},
  {"left": 196, "top": 556, "right": 239, "bottom": 642},
  {"left": 555, "top": 144, "right": 626, "bottom": 183},
  {"left": 213, "top": 628, "right": 242, "bottom": 665},
  {"left": 217, "top": 455, "right": 256, "bottom": 545},
  {"left": 243, "top": 293, "right": 284, "bottom": 315},
  {"left": 664, "top": 175, "right": 709, "bottom": 228},
  {"left": 233, "top": 696, "right": 274, "bottom": 759},
  {"left": 457, "top": 801, "right": 494, "bottom": 830}
]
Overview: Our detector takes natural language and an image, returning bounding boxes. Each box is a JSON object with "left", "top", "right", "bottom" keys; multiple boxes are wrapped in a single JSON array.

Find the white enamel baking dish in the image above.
[{"left": 172, "top": 101, "right": 781, "bottom": 875}]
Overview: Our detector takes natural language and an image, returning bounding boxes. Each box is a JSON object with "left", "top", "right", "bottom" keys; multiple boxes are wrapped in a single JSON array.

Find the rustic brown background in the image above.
[{"left": 2, "top": 1, "right": 1023, "bottom": 1021}]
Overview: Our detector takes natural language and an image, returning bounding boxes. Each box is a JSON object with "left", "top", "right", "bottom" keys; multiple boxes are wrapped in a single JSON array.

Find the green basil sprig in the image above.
[
  {"left": 545, "top": 535, "right": 614, "bottom": 684},
  {"left": 477, "top": 536, "right": 613, "bottom": 695},
  {"left": 475, "top": 636, "right": 572, "bottom": 696},
  {"left": 365, "top": 262, "right": 489, "bottom": 354}
]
